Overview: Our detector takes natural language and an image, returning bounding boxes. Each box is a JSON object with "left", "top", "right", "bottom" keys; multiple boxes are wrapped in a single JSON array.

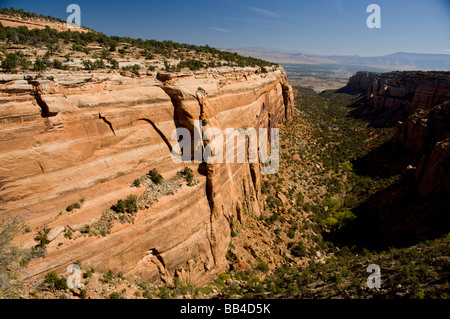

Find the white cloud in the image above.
[
  {"left": 209, "top": 27, "right": 232, "bottom": 33},
  {"left": 247, "top": 7, "right": 280, "bottom": 18}
]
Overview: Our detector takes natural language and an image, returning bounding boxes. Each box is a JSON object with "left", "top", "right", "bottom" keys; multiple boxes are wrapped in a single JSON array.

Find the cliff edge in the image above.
[{"left": 0, "top": 66, "right": 294, "bottom": 285}]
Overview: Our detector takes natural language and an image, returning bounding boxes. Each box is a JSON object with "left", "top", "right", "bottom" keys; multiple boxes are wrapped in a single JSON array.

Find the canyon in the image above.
[
  {"left": 0, "top": 9, "right": 448, "bottom": 299},
  {"left": 0, "top": 66, "right": 294, "bottom": 286}
]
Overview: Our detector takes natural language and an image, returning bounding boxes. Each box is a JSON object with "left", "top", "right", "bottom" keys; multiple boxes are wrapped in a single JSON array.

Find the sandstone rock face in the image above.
[
  {"left": 416, "top": 138, "right": 450, "bottom": 197},
  {"left": 393, "top": 101, "right": 450, "bottom": 197},
  {"left": 344, "top": 71, "right": 450, "bottom": 199},
  {"left": 346, "top": 71, "right": 450, "bottom": 114},
  {"left": 393, "top": 101, "right": 450, "bottom": 153},
  {"left": 343, "top": 71, "right": 379, "bottom": 94},
  {"left": 0, "top": 67, "right": 293, "bottom": 285},
  {"left": 366, "top": 72, "right": 450, "bottom": 114}
]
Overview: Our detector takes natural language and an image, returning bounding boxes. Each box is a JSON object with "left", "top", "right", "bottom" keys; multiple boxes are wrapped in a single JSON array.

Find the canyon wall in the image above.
[
  {"left": 0, "top": 66, "right": 294, "bottom": 285},
  {"left": 393, "top": 101, "right": 450, "bottom": 198},
  {"left": 344, "top": 71, "right": 450, "bottom": 198},
  {"left": 346, "top": 71, "right": 450, "bottom": 113}
]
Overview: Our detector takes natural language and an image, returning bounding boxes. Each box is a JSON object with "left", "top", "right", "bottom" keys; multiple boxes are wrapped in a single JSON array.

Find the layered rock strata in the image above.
[
  {"left": 346, "top": 71, "right": 450, "bottom": 114},
  {"left": 343, "top": 71, "right": 450, "bottom": 198},
  {"left": 0, "top": 67, "right": 294, "bottom": 285}
]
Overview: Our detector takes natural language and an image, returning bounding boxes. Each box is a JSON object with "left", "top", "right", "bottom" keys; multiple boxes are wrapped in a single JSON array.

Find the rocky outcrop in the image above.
[
  {"left": 0, "top": 14, "right": 91, "bottom": 33},
  {"left": 393, "top": 101, "right": 450, "bottom": 197},
  {"left": 366, "top": 72, "right": 450, "bottom": 114},
  {"left": 0, "top": 66, "right": 293, "bottom": 285},
  {"left": 343, "top": 71, "right": 450, "bottom": 198},
  {"left": 416, "top": 138, "right": 450, "bottom": 198},
  {"left": 340, "top": 71, "right": 378, "bottom": 94},
  {"left": 393, "top": 101, "right": 450, "bottom": 152},
  {"left": 345, "top": 71, "right": 450, "bottom": 111}
]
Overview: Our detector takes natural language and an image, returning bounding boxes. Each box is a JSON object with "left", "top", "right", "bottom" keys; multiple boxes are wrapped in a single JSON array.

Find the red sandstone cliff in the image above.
[
  {"left": 344, "top": 71, "right": 450, "bottom": 198},
  {"left": 0, "top": 67, "right": 294, "bottom": 285},
  {"left": 346, "top": 71, "right": 450, "bottom": 114},
  {"left": 393, "top": 101, "right": 450, "bottom": 197}
]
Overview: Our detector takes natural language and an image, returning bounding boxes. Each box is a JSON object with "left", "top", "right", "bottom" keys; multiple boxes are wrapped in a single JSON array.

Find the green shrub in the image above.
[
  {"left": 33, "top": 57, "right": 46, "bottom": 71},
  {"left": 108, "top": 292, "right": 123, "bottom": 299},
  {"left": 324, "top": 217, "right": 338, "bottom": 229},
  {"left": 66, "top": 202, "right": 81, "bottom": 212},
  {"left": 148, "top": 168, "right": 163, "bottom": 184},
  {"left": 295, "top": 192, "right": 304, "bottom": 206},
  {"left": 101, "top": 49, "right": 109, "bottom": 59},
  {"left": 121, "top": 64, "right": 141, "bottom": 75},
  {"left": 44, "top": 271, "right": 67, "bottom": 290},
  {"left": 177, "top": 59, "right": 205, "bottom": 71},
  {"left": 82, "top": 59, "right": 104, "bottom": 70},
  {"left": 34, "top": 228, "right": 50, "bottom": 248},
  {"left": 52, "top": 59, "right": 69, "bottom": 70},
  {"left": 287, "top": 228, "right": 296, "bottom": 239},
  {"left": 83, "top": 268, "right": 95, "bottom": 278},
  {"left": 131, "top": 64, "right": 140, "bottom": 75},
  {"left": 103, "top": 270, "right": 114, "bottom": 282},
  {"left": 111, "top": 195, "right": 137, "bottom": 215},
  {"left": 132, "top": 179, "right": 141, "bottom": 187},
  {"left": 109, "top": 58, "right": 119, "bottom": 69},
  {"left": 1, "top": 53, "right": 18, "bottom": 72},
  {"left": 256, "top": 260, "right": 270, "bottom": 273},
  {"left": 177, "top": 167, "right": 195, "bottom": 186},
  {"left": 64, "top": 229, "right": 73, "bottom": 239},
  {"left": 218, "top": 273, "right": 230, "bottom": 281},
  {"left": 334, "top": 210, "right": 356, "bottom": 223},
  {"left": 322, "top": 198, "right": 341, "bottom": 212},
  {"left": 290, "top": 241, "right": 307, "bottom": 258},
  {"left": 197, "top": 87, "right": 208, "bottom": 96}
]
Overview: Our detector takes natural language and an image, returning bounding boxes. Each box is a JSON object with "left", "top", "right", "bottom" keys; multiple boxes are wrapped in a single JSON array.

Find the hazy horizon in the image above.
[{"left": 228, "top": 47, "right": 450, "bottom": 58}]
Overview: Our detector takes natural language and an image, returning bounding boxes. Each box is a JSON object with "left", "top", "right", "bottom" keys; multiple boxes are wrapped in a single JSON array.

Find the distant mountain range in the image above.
[{"left": 227, "top": 50, "right": 450, "bottom": 71}]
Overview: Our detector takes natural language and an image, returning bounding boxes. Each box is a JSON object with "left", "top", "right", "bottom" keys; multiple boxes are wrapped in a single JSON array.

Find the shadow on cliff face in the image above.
[
  {"left": 324, "top": 132, "right": 449, "bottom": 250},
  {"left": 352, "top": 140, "right": 419, "bottom": 179},
  {"left": 335, "top": 89, "right": 408, "bottom": 128},
  {"left": 324, "top": 170, "right": 450, "bottom": 251},
  {"left": 349, "top": 103, "right": 408, "bottom": 128}
]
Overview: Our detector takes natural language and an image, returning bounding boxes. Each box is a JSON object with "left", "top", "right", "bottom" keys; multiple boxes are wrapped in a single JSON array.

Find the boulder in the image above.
[
  {"left": 156, "top": 72, "right": 173, "bottom": 82},
  {"left": 46, "top": 225, "right": 65, "bottom": 242}
]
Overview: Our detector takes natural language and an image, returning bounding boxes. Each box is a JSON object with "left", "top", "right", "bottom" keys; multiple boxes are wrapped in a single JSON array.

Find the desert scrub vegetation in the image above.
[
  {"left": 0, "top": 7, "right": 277, "bottom": 74},
  {"left": 148, "top": 168, "right": 164, "bottom": 185},
  {"left": 33, "top": 227, "right": 50, "bottom": 249},
  {"left": 82, "top": 195, "right": 138, "bottom": 237},
  {"left": 176, "top": 167, "right": 197, "bottom": 186},
  {"left": 65, "top": 202, "right": 81, "bottom": 212},
  {"left": 44, "top": 271, "right": 68, "bottom": 291},
  {"left": 111, "top": 194, "right": 138, "bottom": 215},
  {"left": 121, "top": 63, "right": 141, "bottom": 76},
  {"left": 288, "top": 87, "right": 398, "bottom": 234},
  {"left": 216, "top": 234, "right": 450, "bottom": 299},
  {"left": 0, "top": 217, "right": 37, "bottom": 298},
  {"left": 132, "top": 178, "right": 141, "bottom": 187}
]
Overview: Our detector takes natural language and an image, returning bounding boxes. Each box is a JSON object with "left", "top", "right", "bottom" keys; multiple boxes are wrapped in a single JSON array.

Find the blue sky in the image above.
[{"left": 2, "top": 0, "right": 450, "bottom": 56}]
